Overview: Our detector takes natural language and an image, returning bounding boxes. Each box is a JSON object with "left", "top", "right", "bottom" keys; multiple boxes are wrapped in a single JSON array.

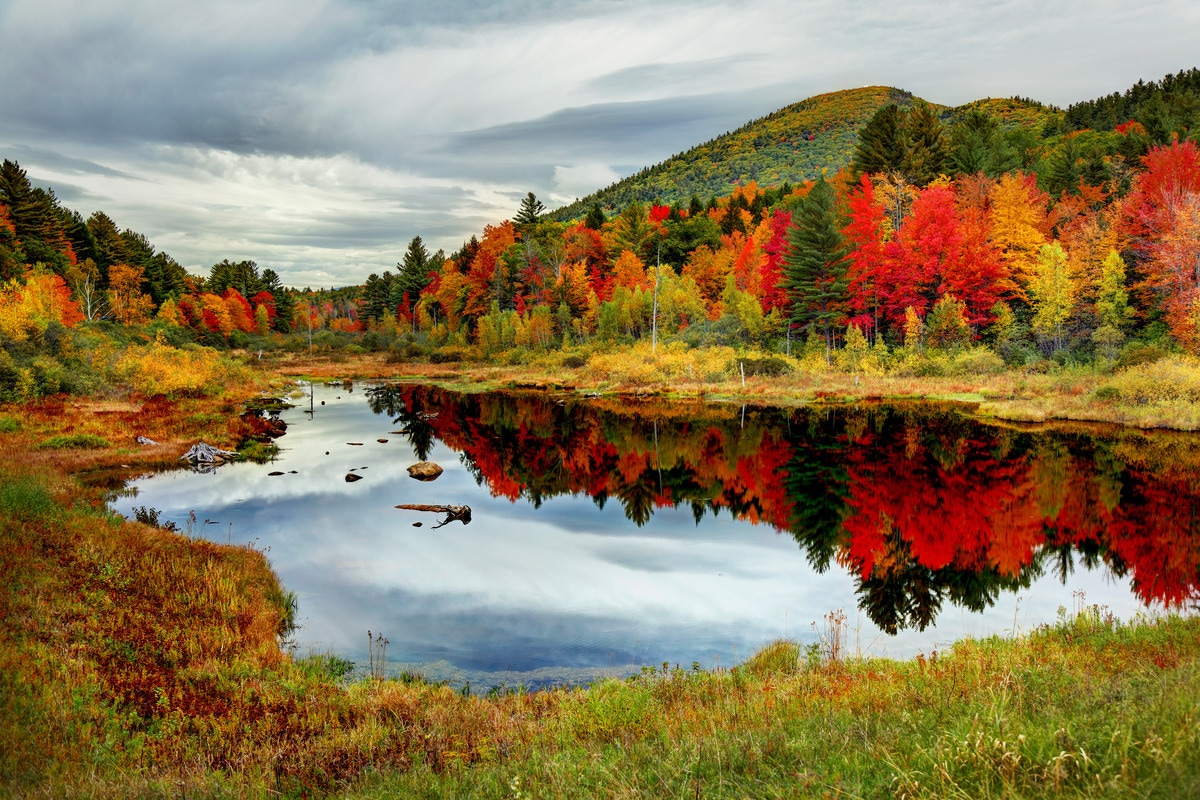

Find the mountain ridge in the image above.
[{"left": 549, "top": 86, "right": 1057, "bottom": 220}]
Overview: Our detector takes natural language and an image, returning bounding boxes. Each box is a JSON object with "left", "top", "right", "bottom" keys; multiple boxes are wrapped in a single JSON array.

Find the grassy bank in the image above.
[
  {"left": 264, "top": 344, "right": 1200, "bottom": 431},
  {"left": 3, "top": 358, "right": 1199, "bottom": 798}
]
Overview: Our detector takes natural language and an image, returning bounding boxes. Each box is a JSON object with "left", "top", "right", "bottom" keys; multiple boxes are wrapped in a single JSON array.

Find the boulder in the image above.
[{"left": 406, "top": 462, "right": 444, "bottom": 481}]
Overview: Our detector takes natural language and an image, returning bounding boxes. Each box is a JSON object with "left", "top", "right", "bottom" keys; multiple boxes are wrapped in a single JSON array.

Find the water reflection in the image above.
[
  {"left": 115, "top": 383, "right": 1198, "bottom": 688},
  {"left": 366, "top": 385, "right": 1199, "bottom": 635}
]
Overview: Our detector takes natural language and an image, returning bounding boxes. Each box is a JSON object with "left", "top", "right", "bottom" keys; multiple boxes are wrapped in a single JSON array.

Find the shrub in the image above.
[
  {"left": 1099, "top": 355, "right": 1200, "bottom": 405},
  {"left": 37, "top": 433, "right": 111, "bottom": 450},
  {"left": 0, "top": 415, "right": 19, "bottom": 433},
  {"left": 562, "top": 354, "right": 588, "bottom": 369},
  {"left": 114, "top": 340, "right": 226, "bottom": 396},
  {"left": 738, "top": 356, "right": 793, "bottom": 377},
  {"left": 1116, "top": 344, "right": 1166, "bottom": 370},
  {"left": 429, "top": 348, "right": 465, "bottom": 364},
  {"left": 948, "top": 347, "right": 1006, "bottom": 375}
]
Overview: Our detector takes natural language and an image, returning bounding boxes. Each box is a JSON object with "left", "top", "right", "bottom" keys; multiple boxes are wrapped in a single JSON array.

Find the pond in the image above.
[{"left": 112, "top": 382, "right": 1200, "bottom": 691}]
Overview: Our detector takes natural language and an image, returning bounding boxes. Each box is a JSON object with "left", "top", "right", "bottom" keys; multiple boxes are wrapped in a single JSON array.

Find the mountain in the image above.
[{"left": 549, "top": 87, "right": 1056, "bottom": 221}]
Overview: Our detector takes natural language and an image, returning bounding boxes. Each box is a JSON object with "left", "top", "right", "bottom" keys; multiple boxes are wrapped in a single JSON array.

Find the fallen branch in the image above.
[{"left": 394, "top": 504, "right": 472, "bottom": 528}]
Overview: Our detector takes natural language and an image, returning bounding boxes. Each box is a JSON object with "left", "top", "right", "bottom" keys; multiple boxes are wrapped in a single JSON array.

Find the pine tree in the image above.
[
  {"left": 584, "top": 203, "right": 606, "bottom": 231},
  {"left": 902, "top": 101, "right": 949, "bottom": 187},
  {"left": 397, "top": 235, "right": 432, "bottom": 309},
  {"left": 513, "top": 192, "right": 546, "bottom": 233},
  {"left": 782, "top": 178, "right": 849, "bottom": 359},
  {"left": 852, "top": 104, "right": 907, "bottom": 180}
]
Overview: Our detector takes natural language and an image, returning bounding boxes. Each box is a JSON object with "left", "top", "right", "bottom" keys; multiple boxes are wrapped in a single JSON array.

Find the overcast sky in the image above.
[{"left": 2, "top": 1, "right": 1198, "bottom": 288}]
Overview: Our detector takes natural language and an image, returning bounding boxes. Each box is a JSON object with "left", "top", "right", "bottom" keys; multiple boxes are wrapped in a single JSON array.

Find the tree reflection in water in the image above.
[{"left": 365, "top": 384, "right": 1200, "bottom": 634}]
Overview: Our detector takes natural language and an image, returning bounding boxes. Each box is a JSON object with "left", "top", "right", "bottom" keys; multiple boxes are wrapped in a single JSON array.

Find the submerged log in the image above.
[{"left": 394, "top": 503, "right": 471, "bottom": 528}]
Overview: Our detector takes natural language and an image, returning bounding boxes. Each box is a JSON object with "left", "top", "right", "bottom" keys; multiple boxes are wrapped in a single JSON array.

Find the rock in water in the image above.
[
  {"left": 345, "top": 473, "right": 363, "bottom": 482},
  {"left": 407, "top": 462, "right": 444, "bottom": 481}
]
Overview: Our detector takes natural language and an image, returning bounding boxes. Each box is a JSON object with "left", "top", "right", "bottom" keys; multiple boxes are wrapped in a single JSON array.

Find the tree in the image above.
[
  {"left": 989, "top": 172, "right": 1050, "bottom": 296},
  {"left": 107, "top": 263, "right": 155, "bottom": 325},
  {"left": 782, "top": 178, "right": 849, "bottom": 358},
  {"left": 607, "top": 201, "right": 655, "bottom": 262},
  {"left": 65, "top": 258, "right": 107, "bottom": 320},
  {"left": 584, "top": 203, "right": 606, "bottom": 231},
  {"left": 1092, "top": 250, "right": 1134, "bottom": 357},
  {"left": 0, "top": 200, "right": 23, "bottom": 281},
  {"left": 902, "top": 101, "right": 949, "bottom": 187},
  {"left": 397, "top": 236, "right": 432, "bottom": 309},
  {"left": 208, "top": 259, "right": 262, "bottom": 297},
  {"left": 0, "top": 161, "right": 74, "bottom": 272},
  {"left": 1030, "top": 243, "right": 1075, "bottom": 354},
  {"left": 513, "top": 192, "right": 546, "bottom": 234},
  {"left": 852, "top": 104, "right": 907, "bottom": 180}
]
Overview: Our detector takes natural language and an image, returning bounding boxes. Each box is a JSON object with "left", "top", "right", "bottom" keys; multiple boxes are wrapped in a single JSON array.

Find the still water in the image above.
[{"left": 113, "top": 382, "right": 1199, "bottom": 690}]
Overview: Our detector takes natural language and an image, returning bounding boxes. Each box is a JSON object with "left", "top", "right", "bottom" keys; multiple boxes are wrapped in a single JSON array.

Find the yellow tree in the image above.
[
  {"left": 1030, "top": 243, "right": 1075, "bottom": 353},
  {"left": 1092, "top": 250, "right": 1134, "bottom": 358},
  {"left": 107, "top": 263, "right": 154, "bottom": 325},
  {"left": 989, "top": 172, "right": 1051, "bottom": 296}
]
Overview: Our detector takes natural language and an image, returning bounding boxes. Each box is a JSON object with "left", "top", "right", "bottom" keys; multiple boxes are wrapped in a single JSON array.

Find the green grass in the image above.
[
  {"left": 36, "top": 433, "right": 112, "bottom": 449},
  {"left": 0, "top": 415, "right": 20, "bottom": 433}
]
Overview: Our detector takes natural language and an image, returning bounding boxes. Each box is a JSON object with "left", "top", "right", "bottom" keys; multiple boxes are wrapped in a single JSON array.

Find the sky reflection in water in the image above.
[{"left": 113, "top": 383, "right": 1182, "bottom": 690}]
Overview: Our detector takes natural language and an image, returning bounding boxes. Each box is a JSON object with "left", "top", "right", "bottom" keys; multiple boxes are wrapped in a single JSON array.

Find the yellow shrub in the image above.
[
  {"left": 115, "top": 340, "right": 228, "bottom": 396},
  {"left": 584, "top": 342, "right": 738, "bottom": 386},
  {"left": 1102, "top": 355, "right": 1200, "bottom": 405}
]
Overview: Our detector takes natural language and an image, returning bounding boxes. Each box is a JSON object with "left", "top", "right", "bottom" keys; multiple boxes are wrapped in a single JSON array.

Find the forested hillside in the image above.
[
  {"left": 2, "top": 68, "right": 1199, "bottom": 404},
  {"left": 550, "top": 88, "right": 1057, "bottom": 219}
]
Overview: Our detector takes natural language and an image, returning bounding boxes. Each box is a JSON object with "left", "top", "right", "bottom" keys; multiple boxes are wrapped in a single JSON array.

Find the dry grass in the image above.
[{"left": 4, "top": 353, "right": 1199, "bottom": 797}]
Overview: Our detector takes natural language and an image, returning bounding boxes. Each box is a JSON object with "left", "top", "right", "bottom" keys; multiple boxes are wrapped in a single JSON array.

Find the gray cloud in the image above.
[{"left": 2, "top": 0, "right": 1198, "bottom": 285}]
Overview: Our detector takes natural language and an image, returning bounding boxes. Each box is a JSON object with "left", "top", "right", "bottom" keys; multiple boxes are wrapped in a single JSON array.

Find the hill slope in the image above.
[{"left": 550, "top": 87, "right": 1055, "bottom": 220}]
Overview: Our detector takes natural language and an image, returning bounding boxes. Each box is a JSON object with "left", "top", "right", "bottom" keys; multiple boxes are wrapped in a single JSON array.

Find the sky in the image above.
[{"left": 2, "top": 1, "right": 1199, "bottom": 289}]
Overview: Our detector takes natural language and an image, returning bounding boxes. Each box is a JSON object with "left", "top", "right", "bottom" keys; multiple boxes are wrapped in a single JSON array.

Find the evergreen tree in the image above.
[
  {"left": 852, "top": 104, "right": 907, "bottom": 180},
  {"left": 0, "top": 160, "right": 73, "bottom": 272},
  {"left": 782, "top": 178, "right": 850, "bottom": 358},
  {"left": 86, "top": 211, "right": 133, "bottom": 274},
  {"left": 513, "top": 191, "right": 546, "bottom": 233},
  {"left": 208, "top": 259, "right": 262, "bottom": 297},
  {"left": 361, "top": 271, "right": 394, "bottom": 322},
  {"left": 584, "top": 202, "right": 606, "bottom": 231},
  {"left": 261, "top": 269, "right": 294, "bottom": 332},
  {"left": 397, "top": 235, "right": 432, "bottom": 307},
  {"left": 902, "top": 101, "right": 949, "bottom": 186}
]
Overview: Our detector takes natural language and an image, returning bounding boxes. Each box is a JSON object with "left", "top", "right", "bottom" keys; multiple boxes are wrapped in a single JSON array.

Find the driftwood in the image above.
[
  {"left": 180, "top": 442, "right": 238, "bottom": 464},
  {"left": 394, "top": 503, "right": 472, "bottom": 528}
]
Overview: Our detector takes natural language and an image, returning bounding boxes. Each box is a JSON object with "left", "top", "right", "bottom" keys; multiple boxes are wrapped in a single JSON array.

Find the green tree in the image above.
[
  {"left": 852, "top": 104, "right": 907, "bottom": 180},
  {"left": 397, "top": 236, "right": 432, "bottom": 307},
  {"left": 208, "top": 259, "right": 263, "bottom": 297},
  {"left": 902, "top": 101, "right": 949, "bottom": 187},
  {"left": 609, "top": 201, "right": 655, "bottom": 262},
  {"left": 513, "top": 192, "right": 546, "bottom": 234},
  {"left": 0, "top": 160, "right": 73, "bottom": 272},
  {"left": 584, "top": 203, "right": 606, "bottom": 231},
  {"left": 261, "top": 269, "right": 294, "bottom": 332},
  {"left": 782, "top": 178, "right": 849, "bottom": 359}
]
